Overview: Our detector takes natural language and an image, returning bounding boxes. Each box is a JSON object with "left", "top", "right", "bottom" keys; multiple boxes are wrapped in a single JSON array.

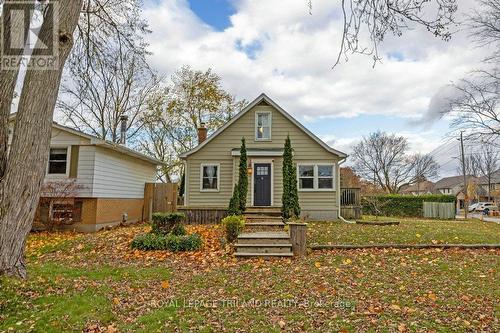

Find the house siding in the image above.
[
  {"left": 185, "top": 104, "right": 340, "bottom": 220},
  {"left": 92, "top": 146, "right": 157, "bottom": 198}
]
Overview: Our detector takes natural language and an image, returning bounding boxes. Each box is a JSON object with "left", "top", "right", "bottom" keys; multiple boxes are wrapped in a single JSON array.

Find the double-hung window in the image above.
[
  {"left": 255, "top": 111, "right": 271, "bottom": 140},
  {"left": 298, "top": 164, "right": 335, "bottom": 190},
  {"left": 48, "top": 148, "right": 68, "bottom": 175},
  {"left": 201, "top": 164, "right": 220, "bottom": 191}
]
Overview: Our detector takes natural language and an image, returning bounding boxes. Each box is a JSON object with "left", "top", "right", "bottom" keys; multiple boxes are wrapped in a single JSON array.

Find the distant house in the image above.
[
  {"left": 8, "top": 115, "right": 162, "bottom": 232},
  {"left": 179, "top": 93, "right": 347, "bottom": 221},
  {"left": 432, "top": 176, "right": 478, "bottom": 196},
  {"left": 477, "top": 169, "right": 500, "bottom": 203},
  {"left": 400, "top": 181, "right": 435, "bottom": 196}
]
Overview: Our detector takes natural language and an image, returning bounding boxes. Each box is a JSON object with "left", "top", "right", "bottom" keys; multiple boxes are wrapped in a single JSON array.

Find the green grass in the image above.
[{"left": 308, "top": 217, "right": 500, "bottom": 245}]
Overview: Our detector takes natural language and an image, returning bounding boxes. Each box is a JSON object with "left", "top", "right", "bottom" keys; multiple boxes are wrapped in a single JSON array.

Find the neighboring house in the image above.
[
  {"left": 477, "top": 169, "right": 500, "bottom": 203},
  {"left": 432, "top": 176, "right": 478, "bottom": 196},
  {"left": 8, "top": 115, "right": 161, "bottom": 232},
  {"left": 400, "top": 181, "right": 435, "bottom": 195},
  {"left": 179, "top": 93, "right": 347, "bottom": 221}
]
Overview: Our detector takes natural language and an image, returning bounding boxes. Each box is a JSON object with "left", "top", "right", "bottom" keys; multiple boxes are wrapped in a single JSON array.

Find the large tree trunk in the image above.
[
  {"left": 0, "top": 0, "right": 31, "bottom": 178},
  {"left": 0, "top": 0, "right": 83, "bottom": 278}
]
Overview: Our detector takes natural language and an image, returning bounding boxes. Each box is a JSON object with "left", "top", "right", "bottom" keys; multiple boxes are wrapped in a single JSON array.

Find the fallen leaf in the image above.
[{"left": 161, "top": 280, "right": 170, "bottom": 289}]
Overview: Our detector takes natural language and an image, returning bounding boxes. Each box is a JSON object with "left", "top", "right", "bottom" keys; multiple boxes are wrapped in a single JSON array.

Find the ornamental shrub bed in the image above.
[
  {"left": 131, "top": 233, "right": 202, "bottom": 252},
  {"left": 362, "top": 194, "right": 456, "bottom": 217},
  {"left": 151, "top": 212, "right": 186, "bottom": 235}
]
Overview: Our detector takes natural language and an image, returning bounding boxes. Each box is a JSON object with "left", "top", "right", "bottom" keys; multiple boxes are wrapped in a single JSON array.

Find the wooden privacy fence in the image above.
[
  {"left": 423, "top": 202, "right": 456, "bottom": 219},
  {"left": 143, "top": 183, "right": 178, "bottom": 221}
]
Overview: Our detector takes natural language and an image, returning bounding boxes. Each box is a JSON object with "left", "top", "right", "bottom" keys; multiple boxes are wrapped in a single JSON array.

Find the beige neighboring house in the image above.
[
  {"left": 400, "top": 181, "right": 435, "bottom": 195},
  {"left": 8, "top": 114, "right": 161, "bottom": 232},
  {"left": 180, "top": 93, "right": 347, "bottom": 221},
  {"left": 477, "top": 169, "right": 500, "bottom": 203}
]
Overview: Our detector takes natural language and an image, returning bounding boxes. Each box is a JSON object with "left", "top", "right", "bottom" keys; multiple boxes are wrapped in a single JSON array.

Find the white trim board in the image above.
[{"left": 179, "top": 93, "right": 348, "bottom": 159}]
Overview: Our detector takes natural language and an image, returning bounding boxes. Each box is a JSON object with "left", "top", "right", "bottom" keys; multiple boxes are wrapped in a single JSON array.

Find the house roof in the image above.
[
  {"left": 9, "top": 113, "right": 163, "bottom": 165},
  {"left": 433, "top": 175, "right": 479, "bottom": 189},
  {"left": 179, "top": 93, "right": 348, "bottom": 159},
  {"left": 400, "top": 181, "right": 435, "bottom": 193},
  {"left": 477, "top": 169, "right": 500, "bottom": 185}
]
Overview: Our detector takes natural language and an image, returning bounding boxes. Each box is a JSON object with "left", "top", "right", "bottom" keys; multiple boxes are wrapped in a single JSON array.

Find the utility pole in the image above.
[{"left": 460, "top": 132, "right": 468, "bottom": 219}]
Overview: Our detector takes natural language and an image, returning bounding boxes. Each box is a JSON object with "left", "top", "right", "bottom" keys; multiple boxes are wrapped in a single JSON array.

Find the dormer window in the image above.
[{"left": 255, "top": 111, "right": 271, "bottom": 141}]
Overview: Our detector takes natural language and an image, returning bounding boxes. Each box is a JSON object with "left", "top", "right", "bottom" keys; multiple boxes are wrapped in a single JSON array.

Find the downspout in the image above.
[{"left": 337, "top": 158, "right": 355, "bottom": 224}]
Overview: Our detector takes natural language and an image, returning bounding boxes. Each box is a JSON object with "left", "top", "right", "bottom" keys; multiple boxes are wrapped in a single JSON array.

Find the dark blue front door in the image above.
[{"left": 254, "top": 163, "right": 271, "bottom": 206}]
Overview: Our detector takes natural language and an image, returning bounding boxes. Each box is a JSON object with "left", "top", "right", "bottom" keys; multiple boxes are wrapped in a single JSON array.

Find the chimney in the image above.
[
  {"left": 197, "top": 122, "right": 207, "bottom": 144},
  {"left": 119, "top": 115, "right": 128, "bottom": 145}
]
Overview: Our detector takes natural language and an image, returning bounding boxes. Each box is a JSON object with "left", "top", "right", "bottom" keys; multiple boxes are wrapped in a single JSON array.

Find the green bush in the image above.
[
  {"left": 362, "top": 194, "right": 456, "bottom": 217},
  {"left": 221, "top": 215, "right": 245, "bottom": 243},
  {"left": 131, "top": 233, "right": 202, "bottom": 251},
  {"left": 151, "top": 212, "right": 185, "bottom": 235}
]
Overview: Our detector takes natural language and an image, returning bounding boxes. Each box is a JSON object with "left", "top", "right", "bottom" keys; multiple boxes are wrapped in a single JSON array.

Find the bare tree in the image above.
[
  {"left": 308, "top": 0, "right": 458, "bottom": 66},
  {"left": 474, "top": 144, "right": 500, "bottom": 199},
  {"left": 0, "top": 0, "right": 83, "bottom": 278},
  {"left": 352, "top": 131, "right": 439, "bottom": 193},
  {"left": 447, "top": 0, "right": 500, "bottom": 143},
  {"left": 57, "top": 0, "right": 157, "bottom": 143},
  {"left": 138, "top": 67, "right": 247, "bottom": 181}
]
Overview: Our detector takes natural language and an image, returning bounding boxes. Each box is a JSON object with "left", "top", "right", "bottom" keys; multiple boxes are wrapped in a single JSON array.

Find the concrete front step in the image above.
[
  {"left": 235, "top": 243, "right": 292, "bottom": 254},
  {"left": 235, "top": 252, "right": 294, "bottom": 258},
  {"left": 237, "top": 231, "right": 290, "bottom": 244}
]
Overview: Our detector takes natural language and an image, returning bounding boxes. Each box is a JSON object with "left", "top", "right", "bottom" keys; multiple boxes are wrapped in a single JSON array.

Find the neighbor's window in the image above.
[
  {"left": 256, "top": 111, "right": 271, "bottom": 140},
  {"left": 201, "top": 164, "right": 219, "bottom": 191},
  {"left": 48, "top": 148, "right": 68, "bottom": 174},
  {"left": 298, "top": 164, "right": 335, "bottom": 190},
  {"left": 298, "top": 165, "right": 314, "bottom": 189}
]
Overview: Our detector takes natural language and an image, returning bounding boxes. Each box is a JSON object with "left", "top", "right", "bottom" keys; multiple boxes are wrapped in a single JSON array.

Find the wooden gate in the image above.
[{"left": 143, "top": 183, "right": 178, "bottom": 221}]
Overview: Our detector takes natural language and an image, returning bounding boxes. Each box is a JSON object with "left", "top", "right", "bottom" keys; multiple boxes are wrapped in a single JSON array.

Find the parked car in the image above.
[
  {"left": 475, "top": 202, "right": 495, "bottom": 212},
  {"left": 483, "top": 205, "right": 499, "bottom": 215},
  {"left": 468, "top": 203, "right": 479, "bottom": 212}
]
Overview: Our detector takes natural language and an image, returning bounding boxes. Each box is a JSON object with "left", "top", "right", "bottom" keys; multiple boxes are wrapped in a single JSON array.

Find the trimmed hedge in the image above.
[
  {"left": 131, "top": 233, "right": 202, "bottom": 251},
  {"left": 362, "top": 194, "right": 456, "bottom": 217},
  {"left": 151, "top": 212, "right": 186, "bottom": 235}
]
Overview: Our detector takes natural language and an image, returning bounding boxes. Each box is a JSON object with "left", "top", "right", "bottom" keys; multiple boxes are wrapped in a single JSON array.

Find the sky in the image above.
[{"left": 141, "top": 0, "right": 490, "bottom": 177}]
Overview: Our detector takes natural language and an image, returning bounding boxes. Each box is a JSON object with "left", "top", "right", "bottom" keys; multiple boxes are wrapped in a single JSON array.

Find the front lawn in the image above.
[
  {"left": 0, "top": 223, "right": 498, "bottom": 332},
  {"left": 308, "top": 217, "right": 500, "bottom": 246}
]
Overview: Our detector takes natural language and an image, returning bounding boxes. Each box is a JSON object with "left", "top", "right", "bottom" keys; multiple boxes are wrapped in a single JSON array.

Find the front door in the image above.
[{"left": 254, "top": 163, "right": 271, "bottom": 206}]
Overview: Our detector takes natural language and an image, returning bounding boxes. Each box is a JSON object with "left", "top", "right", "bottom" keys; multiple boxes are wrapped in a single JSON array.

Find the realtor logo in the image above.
[{"left": 1, "top": 1, "right": 59, "bottom": 70}]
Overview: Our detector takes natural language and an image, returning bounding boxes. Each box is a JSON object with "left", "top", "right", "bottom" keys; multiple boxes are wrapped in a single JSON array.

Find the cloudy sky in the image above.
[{"left": 142, "top": 0, "right": 489, "bottom": 176}]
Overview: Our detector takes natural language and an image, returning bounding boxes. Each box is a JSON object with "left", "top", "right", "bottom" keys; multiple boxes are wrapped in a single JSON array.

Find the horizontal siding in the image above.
[
  {"left": 73, "top": 146, "right": 94, "bottom": 196},
  {"left": 50, "top": 128, "right": 91, "bottom": 146},
  {"left": 187, "top": 104, "right": 340, "bottom": 211},
  {"left": 92, "top": 146, "right": 157, "bottom": 198}
]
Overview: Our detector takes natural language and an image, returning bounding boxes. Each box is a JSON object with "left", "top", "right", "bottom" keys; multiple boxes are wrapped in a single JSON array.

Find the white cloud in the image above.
[
  {"left": 142, "top": 0, "right": 489, "bottom": 160},
  {"left": 143, "top": 0, "right": 487, "bottom": 121}
]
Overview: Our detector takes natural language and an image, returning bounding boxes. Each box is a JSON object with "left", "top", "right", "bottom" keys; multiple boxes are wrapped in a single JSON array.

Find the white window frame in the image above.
[
  {"left": 297, "top": 163, "right": 335, "bottom": 192},
  {"left": 200, "top": 163, "right": 220, "bottom": 192},
  {"left": 255, "top": 111, "right": 272, "bottom": 141},
  {"left": 46, "top": 146, "right": 71, "bottom": 177},
  {"left": 297, "top": 164, "right": 315, "bottom": 191}
]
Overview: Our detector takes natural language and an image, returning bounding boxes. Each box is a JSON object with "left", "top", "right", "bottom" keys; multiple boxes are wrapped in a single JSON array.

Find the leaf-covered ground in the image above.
[
  {"left": 1, "top": 222, "right": 499, "bottom": 332},
  {"left": 308, "top": 217, "right": 500, "bottom": 245}
]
